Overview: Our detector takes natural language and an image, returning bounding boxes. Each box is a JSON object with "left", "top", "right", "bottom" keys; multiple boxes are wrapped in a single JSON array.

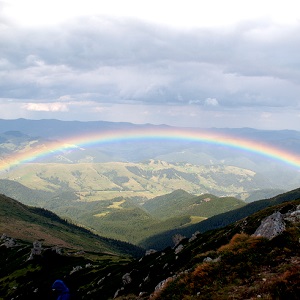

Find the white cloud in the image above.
[
  {"left": 24, "top": 102, "right": 69, "bottom": 112},
  {"left": 57, "top": 95, "right": 73, "bottom": 101},
  {"left": 204, "top": 98, "right": 219, "bottom": 106},
  {"left": 4, "top": 0, "right": 300, "bottom": 28}
]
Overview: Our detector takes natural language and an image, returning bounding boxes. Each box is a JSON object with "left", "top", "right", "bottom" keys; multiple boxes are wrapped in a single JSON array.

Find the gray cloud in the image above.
[{"left": 0, "top": 15, "right": 300, "bottom": 128}]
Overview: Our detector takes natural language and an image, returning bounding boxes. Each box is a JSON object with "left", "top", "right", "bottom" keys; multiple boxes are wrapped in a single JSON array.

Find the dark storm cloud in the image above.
[{"left": 1, "top": 16, "right": 300, "bottom": 110}]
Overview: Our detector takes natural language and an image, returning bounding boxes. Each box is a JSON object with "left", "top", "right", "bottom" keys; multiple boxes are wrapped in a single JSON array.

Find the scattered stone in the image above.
[
  {"left": 203, "top": 256, "right": 221, "bottom": 263},
  {"left": 122, "top": 273, "right": 132, "bottom": 285},
  {"left": 27, "top": 241, "right": 42, "bottom": 260},
  {"left": 0, "top": 233, "right": 7, "bottom": 240},
  {"left": 174, "top": 244, "right": 184, "bottom": 254},
  {"left": 70, "top": 265, "right": 83, "bottom": 275},
  {"left": 154, "top": 278, "right": 170, "bottom": 291},
  {"left": 97, "top": 277, "right": 105, "bottom": 285},
  {"left": 0, "top": 234, "right": 19, "bottom": 248},
  {"left": 145, "top": 249, "right": 157, "bottom": 256},
  {"left": 213, "top": 256, "right": 221, "bottom": 263},
  {"left": 172, "top": 234, "right": 185, "bottom": 246},
  {"left": 189, "top": 231, "right": 200, "bottom": 242},
  {"left": 284, "top": 205, "right": 300, "bottom": 223},
  {"left": 2, "top": 237, "right": 17, "bottom": 248},
  {"left": 252, "top": 212, "right": 286, "bottom": 240},
  {"left": 203, "top": 257, "right": 213, "bottom": 262},
  {"left": 51, "top": 246, "right": 62, "bottom": 255},
  {"left": 114, "top": 287, "right": 124, "bottom": 299}
]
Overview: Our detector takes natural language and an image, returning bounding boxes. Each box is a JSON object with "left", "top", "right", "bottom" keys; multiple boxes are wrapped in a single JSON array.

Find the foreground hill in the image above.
[
  {"left": 0, "top": 194, "right": 143, "bottom": 257},
  {"left": 1, "top": 191, "right": 299, "bottom": 299}
]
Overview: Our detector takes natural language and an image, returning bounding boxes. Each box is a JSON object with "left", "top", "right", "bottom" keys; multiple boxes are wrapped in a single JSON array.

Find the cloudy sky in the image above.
[{"left": 1, "top": 0, "right": 300, "bottom": 129}]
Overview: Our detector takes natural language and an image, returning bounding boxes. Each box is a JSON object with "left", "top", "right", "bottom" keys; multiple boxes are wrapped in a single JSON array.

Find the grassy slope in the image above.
[
  {"left": 0, "top": 194, "right": 143, "bottom": 257},
  {"left": 54, "top": 198, "right": 193, "bottom": 245},
  {"left": 48, "top": 190, "right": 246, "bottom": 245},
  {"left": 142, "top": 189, "right": 245, "bottom": 219}
]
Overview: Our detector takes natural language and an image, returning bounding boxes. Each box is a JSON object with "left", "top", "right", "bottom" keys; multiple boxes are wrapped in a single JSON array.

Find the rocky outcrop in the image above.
[
  {"left": 253, "top": 205, "right": 300, "bottom": 240},
  {"left": 122, "top": 273, "right": 132, "bottom": 285},
  {"left": 145, "top": 249, "right": 157, "bottom": 256},
  {"left": 252, "top": 212, "right": 286, "bottom": 240},
  {"left": 189, "top": 231, "right": 200, "bottom": 242},
  {"left": 0, "top": 233, "right": 18, "bottom": 248},
  {"left": 174, "top": 244, "right": 184, "bottom": 254},
  {"left": 172, "top": 234, "right": 185, "bottom": 246},
  {"left": 284, "top": 204, "right": 300, "bottom": 223},
  {"left": 28, "top": 241, "right": 43, "bottom": 260}
]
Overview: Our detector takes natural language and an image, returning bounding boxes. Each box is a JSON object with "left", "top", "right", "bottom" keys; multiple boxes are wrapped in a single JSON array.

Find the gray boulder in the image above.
[{"left": 253, "top": 212, "right": 285, "bottom": 240}]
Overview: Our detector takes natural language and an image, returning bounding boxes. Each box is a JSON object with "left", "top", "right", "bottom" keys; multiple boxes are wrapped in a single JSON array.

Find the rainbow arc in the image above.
[{"left": 0, "top": 128, "right": 300, "bottom": 172}]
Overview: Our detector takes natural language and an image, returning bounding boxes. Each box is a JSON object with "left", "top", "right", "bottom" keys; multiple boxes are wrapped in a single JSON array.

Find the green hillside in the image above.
[
  {"left": 53, "top": 197, "right": 195, "bottom": 245},
  {"left": 142, "top": 189, "right": 245, "bottom": 219},
  {"left": 0, "top": 179, "right": 247, "bottom": 245},
  {"left": 0, "top": 194, "right": 143, "bottom": 257}
]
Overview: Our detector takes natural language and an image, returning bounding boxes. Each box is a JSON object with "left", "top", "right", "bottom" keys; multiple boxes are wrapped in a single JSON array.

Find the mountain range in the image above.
[{"left": 1, "top": 119, "right": 300, "bottom": 247}]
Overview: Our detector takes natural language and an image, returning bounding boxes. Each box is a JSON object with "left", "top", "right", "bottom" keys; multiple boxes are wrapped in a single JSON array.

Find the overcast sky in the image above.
[{"left": 1, "top": 0, "right": 300, "bottom": 130}]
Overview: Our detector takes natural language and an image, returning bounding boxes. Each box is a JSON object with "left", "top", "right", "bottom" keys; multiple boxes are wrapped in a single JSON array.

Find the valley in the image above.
[{"left": 1, "top": 120, "right": 300, "bottom": 246}]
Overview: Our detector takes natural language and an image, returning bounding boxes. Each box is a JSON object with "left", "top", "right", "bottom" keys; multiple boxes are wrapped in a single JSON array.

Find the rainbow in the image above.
[{"left": 0, "top": 127, "right": 300, "bottom": 172}]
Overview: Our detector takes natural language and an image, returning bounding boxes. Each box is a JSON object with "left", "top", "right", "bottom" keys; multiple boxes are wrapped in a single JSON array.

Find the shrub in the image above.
[{"left": 218, "top": 233, "right": 265, "bottom": 255}]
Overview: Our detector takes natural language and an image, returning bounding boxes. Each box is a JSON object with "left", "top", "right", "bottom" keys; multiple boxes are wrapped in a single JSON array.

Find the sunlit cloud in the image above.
[{"left": 24, "top": 103, "right": 69, "bottom": 112}]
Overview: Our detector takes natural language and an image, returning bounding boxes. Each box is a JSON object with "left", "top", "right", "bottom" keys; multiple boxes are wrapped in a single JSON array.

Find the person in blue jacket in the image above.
[{"left": 52, "top": 279, "right": 70, "bottom": 300}]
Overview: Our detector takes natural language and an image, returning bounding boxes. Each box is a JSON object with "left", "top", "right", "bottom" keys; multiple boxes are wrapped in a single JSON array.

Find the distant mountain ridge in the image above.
[{"left": 1, "top": 118, "right": 300, "bottom": 143}]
